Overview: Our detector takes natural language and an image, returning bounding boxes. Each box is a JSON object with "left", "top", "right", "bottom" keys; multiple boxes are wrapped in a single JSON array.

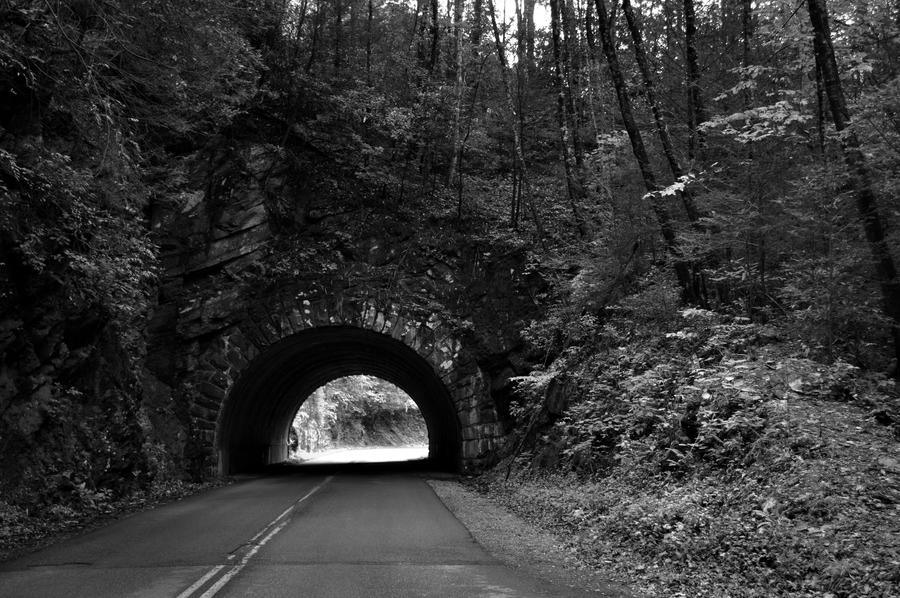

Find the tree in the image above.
[
  {"left": 550, "top": 0, "right": 590, "bottom": 236},
  {"left": 807, "top": 0, "right": 900, "bottom": 373},
  {"left": 683, "top": 0, "right": 707, "bottom": 160},
  {"left": 592, "top": 0, "right": 699, "bottom": 302},
  {"left": 487, "top": 0, "right": 547, "bottom": 240},
  {"left": 621, "top": 0, "right": 701, "bottom": 224},
  {"left": 447, "top": 0, "right": 466, "bottom": 188}
]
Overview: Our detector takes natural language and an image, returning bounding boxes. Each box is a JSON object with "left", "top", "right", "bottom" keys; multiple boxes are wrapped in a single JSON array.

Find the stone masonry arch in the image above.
[{"left": 181, "top": 292, "right": 503, "bottom": 475}]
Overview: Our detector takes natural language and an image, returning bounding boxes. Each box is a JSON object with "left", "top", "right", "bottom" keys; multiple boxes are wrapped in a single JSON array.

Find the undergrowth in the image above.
[
  {"left": 0, "top": 479, "right": 222, "bottom": 562},
  {"left": 476, "top": 306, "right": 900, "bottom": 598}
]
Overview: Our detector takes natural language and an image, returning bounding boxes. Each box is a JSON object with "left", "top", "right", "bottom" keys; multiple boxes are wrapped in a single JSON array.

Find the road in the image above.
[
  {"left": 0, "top": 465, "right": 601, "bottom": 597},
  {"left": 298, "top": 445, "right": 428, "bottom": 464}
]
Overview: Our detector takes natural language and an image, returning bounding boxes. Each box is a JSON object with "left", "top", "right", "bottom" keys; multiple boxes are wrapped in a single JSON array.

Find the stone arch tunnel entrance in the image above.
[{"left": 217, "top": 326, "right": 463, "bottom": 473}]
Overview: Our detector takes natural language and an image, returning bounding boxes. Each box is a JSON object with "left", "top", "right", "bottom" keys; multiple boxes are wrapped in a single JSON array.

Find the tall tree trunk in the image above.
[
  {"left": 560, "top": 0, "right": 583, "bottom": 165},
  {"left": 815, "top": 62, "right": 828, "bottom": 155},
  {"left": 584, "top": 0, "right": 596, "bottom": 56},
  {"left": 740, "top": 0, "right": 764, "bottom": 301},
  {"left": 511, "top": 165, "right": 521, "bottom": 228},
  {"left": 305, "top": 0, "right": 322, "bottom": 73},
  {"left": 583, "top": 0, "right": 602, "bottom": 138},
  {"left": 524, "top": 0, "right": 536, "bottom": 66},
  {"left": 740, "top": 0, "right": 754, "bottom": 112},
  {"left": 290, "top": 0, "right": 310, "bottom": 64},
  {"left": 487, "top": 0, "right": 546, "bottom": 241},
  {"left": 366, "top": 0, "right": 373, "bottom": 81},
  {"left": 550, "top": 0, "right": 589, "bottom": 235},
  {"left": 448, "top": 0, "right": 466, "bottom": 187},
  {"left": 621, "top": 0, "right": 701, "bottom": 223},
  {"left": 683, "top": 0, "right": 706, "bottom": 160},
  {"left": 430, "top": 0, "right": 440, "bottom": 71},
  {"left": 513, "top": 0, "right": 530, "bottom": 226},
  {"left": 472, "top": 0, "right": 483, "bottom": 50},
  {"left": 593, "top": 0, "right": 697, "bottom": 302},
  {"left": 349, "top": 0, "right": 357, "bottom": 61},
  {"left": 663, "top": 0, "right": 676, "bottom": 54},
  {"left": 807, "top": 0, "right": 900, "bottom": 373},
  {"left": 334, "top": 0, "right": 344, "bottom": 70},
  {"left": 415, "top": 0, "right": 429, "bottom": 67}
]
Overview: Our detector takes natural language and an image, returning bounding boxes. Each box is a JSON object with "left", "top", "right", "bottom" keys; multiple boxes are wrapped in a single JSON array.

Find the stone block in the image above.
[
  {"left": 456, "top": 375, "right": 475, "bottom": 390},
  {"left": 452, "top": 387, "right": 474, "bottom": 404},
  {"left": 454, "top": 356, "right": 478, "bottom": 377},
  {"left": 373, "top": 311, "right": 385, "bottom": 333},
  {"left": 257, "top": 318, "right": 280, "bottom": 345},
  {"left": 413, "top": 329, "right": 434, "bottom": 357},
  {"left": 461, "top": 439, "right": 494, "bottom": 459},
  {"left": 439, "top": 369, "right": 459, "bottom": 387},
  {"left": 426, "top": 313, "right": 441, "bottom": 329},
  {"left": 237, "top": 323, "right": 268, "bottom": 352},
  {"left": 287, "top": 306, "right": 305, "bottom": 332},
  {"left": 189, "top": 404, "right": 217, "bottom": 422},
  {"left": 460, "top": 425, "right": 479, "bottom": 441},
  {"left": 313, "top": 301, "right": 332, "bottom": 327},
  {"left": 389, "top": 317, "right": 407, "bottom": 340},
  {"left": 330, "top": 295, "right": 345, "bottom": 324},
  {"left": 361, "top": 301, "right": 376, "bottom": 328},
  {"left": 478, "top": 405, "right": 498, "bottom": 424},
  {"left": 196, "top": 381, "right": 226, "bottom": 401},
  {"left": 211, "top": 370, "right": 231, "bottom": 388},
  {"left": 192, "top": 418, "right": 216, "bottom": 431},
  {"left": 340, "top": 299, "right": 362, "bottom": 327},
  {"left": 194, "top": 394, "right": 221, "bottom": 412},
  {"left": 381, "top": 313, "right": 395, "bottom": 333},
  {"left": 427, "top": 343, "right": 449, "bottom": 366},
  {"left": 459, "top": 395, "right": 480, "bottom": 412},
  {"left": 275, "top": 310, "right": 296, "bottom": 336},
  {"left": 194, "top": 428, "right": 216, "bottom": 443},
  {"left": 226, "top": 349, "right": 249, "bottom": 372},
  {"left": 205, "top": 351, "right": 231, "bottom": 372}
]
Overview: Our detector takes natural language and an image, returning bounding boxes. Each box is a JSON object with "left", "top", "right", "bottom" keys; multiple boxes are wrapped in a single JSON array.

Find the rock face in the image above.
[
  {"left": 0, "top": 291, "right": 148, "bottom": 505},
  {"left": 141, "top": 138, "right": 545, "bottom": 478}
]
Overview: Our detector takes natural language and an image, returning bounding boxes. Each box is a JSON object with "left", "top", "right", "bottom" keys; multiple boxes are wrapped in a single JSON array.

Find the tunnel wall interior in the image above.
[{"left": 217, "top": 327, "right": 462, "bottom": 472}]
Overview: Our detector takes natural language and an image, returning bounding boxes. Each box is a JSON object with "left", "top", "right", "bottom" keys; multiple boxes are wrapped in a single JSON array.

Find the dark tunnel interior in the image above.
[{"left": 216, "top": 326, "right": 462, "bottom": 473}]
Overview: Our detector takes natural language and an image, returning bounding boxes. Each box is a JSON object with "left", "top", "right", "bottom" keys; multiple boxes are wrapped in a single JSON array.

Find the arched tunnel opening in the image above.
[{"left": 216, "top": 326, "right": 462, "bottom": 474}]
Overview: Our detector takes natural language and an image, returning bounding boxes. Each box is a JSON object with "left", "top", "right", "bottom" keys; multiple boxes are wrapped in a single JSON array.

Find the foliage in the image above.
[
  {"left": 0, "top": 478, "right": 222, "bottom": 562},
  {"left": 0, "top": 148, "right": 156, "bottom": 327},
  {"left": 0, "top": 0, "right": 264, "bottom": 525},
  {"left": 479, "top": 311, "right": 900, "bottom": 597}
]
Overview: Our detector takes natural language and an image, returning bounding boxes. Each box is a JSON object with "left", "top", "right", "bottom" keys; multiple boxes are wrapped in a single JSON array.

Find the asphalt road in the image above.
[
  {"left": 0, "top": 465, "right": 599, "bottom": 597},
  {"left": 298, "top": 446, "right": 428, "bottom": 464}
]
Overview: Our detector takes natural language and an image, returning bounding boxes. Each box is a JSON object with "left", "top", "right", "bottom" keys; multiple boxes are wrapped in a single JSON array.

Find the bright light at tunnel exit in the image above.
[{"left": 288, "top": 375, "right": 429, "bottom": 465}]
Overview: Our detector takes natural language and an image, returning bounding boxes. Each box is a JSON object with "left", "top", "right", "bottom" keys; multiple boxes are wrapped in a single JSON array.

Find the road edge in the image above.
[{"left": 425, "top": 477, "right": 638, "bottom": 598}]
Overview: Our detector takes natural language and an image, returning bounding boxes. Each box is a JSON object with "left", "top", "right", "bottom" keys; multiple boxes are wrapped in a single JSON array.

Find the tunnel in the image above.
[{"left": 216, "top": 326, "right": 462, "bottom": 474}]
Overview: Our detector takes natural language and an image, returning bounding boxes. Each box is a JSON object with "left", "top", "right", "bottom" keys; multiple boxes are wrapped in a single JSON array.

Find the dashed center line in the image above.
[{"left": 177, "top": 475, "right": 334, "bottom": 598}]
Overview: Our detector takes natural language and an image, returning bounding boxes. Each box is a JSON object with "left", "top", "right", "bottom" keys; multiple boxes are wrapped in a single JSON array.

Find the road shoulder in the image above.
[{"left": 426, "top": 477, "right": 637, "bottom": 598}]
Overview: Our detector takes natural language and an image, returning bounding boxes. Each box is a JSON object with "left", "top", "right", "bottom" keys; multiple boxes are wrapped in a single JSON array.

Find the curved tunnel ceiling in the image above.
[{"left": 217, "top": 326, "right": 461, "bottom": 473}]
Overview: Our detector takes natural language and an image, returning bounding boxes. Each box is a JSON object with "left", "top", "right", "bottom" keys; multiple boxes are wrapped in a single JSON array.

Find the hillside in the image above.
[{"left": 475, "top": 308, "right": 900, "bottom": 596}]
